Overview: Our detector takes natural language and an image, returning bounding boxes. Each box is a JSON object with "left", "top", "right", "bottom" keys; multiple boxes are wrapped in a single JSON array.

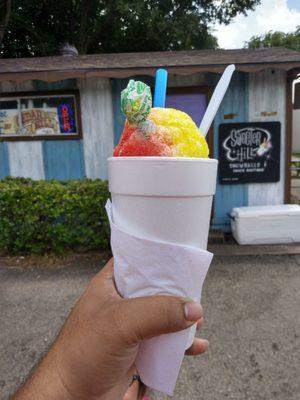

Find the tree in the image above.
[
  {"left": 1, "top": 0, "right": 261, "bottom": 57},
  {"left": 246, "top": 27, "right": 300, "bottom": 52}
]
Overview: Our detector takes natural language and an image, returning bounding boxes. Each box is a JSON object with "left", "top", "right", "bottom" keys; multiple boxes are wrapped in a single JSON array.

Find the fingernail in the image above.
[{"left": 184, "top": 302, "right": 203, "bottom": 321}]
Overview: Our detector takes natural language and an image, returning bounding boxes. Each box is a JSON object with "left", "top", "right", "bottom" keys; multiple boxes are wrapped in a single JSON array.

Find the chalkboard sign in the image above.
[{"left": 218, "top": 122, "right": 281, "bottom": 184}]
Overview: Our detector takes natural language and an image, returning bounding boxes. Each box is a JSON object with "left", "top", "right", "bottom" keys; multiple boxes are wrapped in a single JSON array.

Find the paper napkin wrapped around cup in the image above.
[{"left": 106, "top": 200, "right": 213, "bottom": 396}]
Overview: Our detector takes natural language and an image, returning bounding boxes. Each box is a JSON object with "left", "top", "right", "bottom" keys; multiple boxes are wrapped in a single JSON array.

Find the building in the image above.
[{"left": 0, "top": 47, "right": 300, "bottom": 231}]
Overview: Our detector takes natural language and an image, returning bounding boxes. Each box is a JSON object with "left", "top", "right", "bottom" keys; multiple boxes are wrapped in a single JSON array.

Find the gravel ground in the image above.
[{"left": 1, "top": 254, "right": 300, "bottom": 400}]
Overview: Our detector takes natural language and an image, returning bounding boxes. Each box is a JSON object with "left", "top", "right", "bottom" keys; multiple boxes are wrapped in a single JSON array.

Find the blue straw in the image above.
[{"left": 153, "top": 68, "right": 168, "bottom": 107}]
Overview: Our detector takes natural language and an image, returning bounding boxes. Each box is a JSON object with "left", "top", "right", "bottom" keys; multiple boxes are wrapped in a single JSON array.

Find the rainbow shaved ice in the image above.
[{"left": 113, "top": 80, "right": 209, "bottom": 158}]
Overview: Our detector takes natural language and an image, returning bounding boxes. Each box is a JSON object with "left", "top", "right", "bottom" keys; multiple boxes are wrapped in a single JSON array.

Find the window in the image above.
[{"left": 0, "top": 91, "right": 82, "bottom": 140}]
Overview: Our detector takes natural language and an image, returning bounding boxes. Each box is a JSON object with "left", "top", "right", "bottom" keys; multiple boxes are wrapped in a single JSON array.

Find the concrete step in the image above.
[{"left": 208, "top": 243, "right": 300, "bottom": 256}]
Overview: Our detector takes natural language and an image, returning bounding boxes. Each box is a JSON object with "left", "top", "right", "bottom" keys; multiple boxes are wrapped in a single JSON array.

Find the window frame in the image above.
[{"left": 0, "top": 89, "right": 83, "bottom": 141}]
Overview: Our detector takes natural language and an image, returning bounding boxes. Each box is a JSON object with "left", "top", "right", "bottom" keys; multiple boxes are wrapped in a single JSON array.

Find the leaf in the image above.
[{"left": 0, "top": 177, "right": 110, "bottom": 255}]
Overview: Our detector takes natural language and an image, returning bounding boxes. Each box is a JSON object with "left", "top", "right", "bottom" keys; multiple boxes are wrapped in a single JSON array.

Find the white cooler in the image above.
[{"left": 231, "top": 204, "right": 300, "bottom": 245}]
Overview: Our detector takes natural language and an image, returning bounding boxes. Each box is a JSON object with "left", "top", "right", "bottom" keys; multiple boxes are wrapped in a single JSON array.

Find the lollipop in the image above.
[{"left": 120, "top": 79, "right": 152, "bottom": 124}]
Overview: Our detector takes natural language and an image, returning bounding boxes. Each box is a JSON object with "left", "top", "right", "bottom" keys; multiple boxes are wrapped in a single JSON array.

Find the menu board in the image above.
[{"left": 218, "top": 122, "right": 281, "bottom": 184}]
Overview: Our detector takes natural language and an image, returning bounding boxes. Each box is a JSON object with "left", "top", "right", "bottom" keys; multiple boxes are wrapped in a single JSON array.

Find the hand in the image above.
[{"left": 14, "top": 259, "right": 209, "bottom": 400}]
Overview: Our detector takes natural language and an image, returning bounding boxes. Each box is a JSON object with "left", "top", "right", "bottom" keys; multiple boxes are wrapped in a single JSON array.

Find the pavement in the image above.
[{"left": 1, "top": 254, "right": 300, "bottom": 400}]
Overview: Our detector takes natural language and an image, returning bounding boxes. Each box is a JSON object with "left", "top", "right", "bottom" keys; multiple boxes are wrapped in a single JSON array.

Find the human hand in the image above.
[{"left": 14, "top": 258, "right": 209, "bottom": 400}]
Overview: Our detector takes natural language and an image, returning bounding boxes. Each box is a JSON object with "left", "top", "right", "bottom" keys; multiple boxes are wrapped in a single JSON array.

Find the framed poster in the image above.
[
  {"left": 0, "top": 90, "right": 82, "bottom": 141},
  {"left": 218, "top": 122, "right": 281, "bottom": 184}
]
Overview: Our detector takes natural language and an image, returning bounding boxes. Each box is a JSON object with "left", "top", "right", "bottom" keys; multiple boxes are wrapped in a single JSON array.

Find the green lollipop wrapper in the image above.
[{"left": 121, "top": 80, "right": 152, "bottom": 124}]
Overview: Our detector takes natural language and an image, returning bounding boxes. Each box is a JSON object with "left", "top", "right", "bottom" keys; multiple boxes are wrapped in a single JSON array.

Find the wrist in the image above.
[{"left": 13, "top": 348, "right": 71, "bottom": 400}]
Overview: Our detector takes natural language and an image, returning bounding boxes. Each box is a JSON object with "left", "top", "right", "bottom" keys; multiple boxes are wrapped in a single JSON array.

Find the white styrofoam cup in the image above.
[{"left": 108, "top": 156, "right": 218, "bottom": 347}]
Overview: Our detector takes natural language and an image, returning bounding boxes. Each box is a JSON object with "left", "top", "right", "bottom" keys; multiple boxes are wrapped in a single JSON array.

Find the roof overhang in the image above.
[{"left": 0, "top": 48, "right": 300, "bottom": 83}]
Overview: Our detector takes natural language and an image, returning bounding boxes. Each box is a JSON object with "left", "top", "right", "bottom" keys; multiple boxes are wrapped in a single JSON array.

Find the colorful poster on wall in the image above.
[
  {"left": 21, "top": 108, "right": 60, "bottom": 135},
  {"left": 218, "top": 122, "right": 281, "bottom": 184},
  {"left": 0, "top": 109, "right": 20, "bottom": 135}
]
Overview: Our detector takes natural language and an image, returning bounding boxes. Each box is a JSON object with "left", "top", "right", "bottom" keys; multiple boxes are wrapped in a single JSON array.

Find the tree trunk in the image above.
[
  {"left": 78, "top": 0, "right": 93, "bottom": 54},
  {"left": 0, "top": 0, "right": 12, "bottom": 45}
]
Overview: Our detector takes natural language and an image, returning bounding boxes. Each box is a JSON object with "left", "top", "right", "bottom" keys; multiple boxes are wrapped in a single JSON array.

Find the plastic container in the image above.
[{"left": 231, "top": 204, "right": 300, "bottom": 245}]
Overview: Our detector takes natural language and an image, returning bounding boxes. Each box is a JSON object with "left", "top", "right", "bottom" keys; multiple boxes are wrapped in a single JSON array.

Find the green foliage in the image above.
[
  {"left": 0, "top": 178, "right": 110, "bottom": 254},
  {"left": 0, "top": 0, "right": 261, "bottom": 57},
  {"left": 246, "top": 27, "right": 300, "bottom": 51}
]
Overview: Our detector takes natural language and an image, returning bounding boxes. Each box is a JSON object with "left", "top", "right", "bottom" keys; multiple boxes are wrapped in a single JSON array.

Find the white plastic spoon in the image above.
[{"left": 200, "top": 64, "right": 235, "bottom": 137}]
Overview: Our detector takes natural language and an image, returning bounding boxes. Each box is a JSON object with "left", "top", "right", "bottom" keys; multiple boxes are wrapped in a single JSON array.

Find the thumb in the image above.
[{"left": 111, "top": 296, "right": 203, "bottom": 346}]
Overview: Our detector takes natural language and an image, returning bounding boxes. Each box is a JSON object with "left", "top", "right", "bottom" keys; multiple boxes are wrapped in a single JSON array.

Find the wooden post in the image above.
[{"left": 285, "top": 71, "right": 294, "bottom": 203}]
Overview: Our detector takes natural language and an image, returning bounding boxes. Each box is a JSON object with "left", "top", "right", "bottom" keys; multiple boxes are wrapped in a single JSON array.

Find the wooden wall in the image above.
[
  {"left": 36, "top": 79, "right": 86, "bottom": 180},
  {"left": 78, "top": 77, "right": 114, "bottom": 179},
  {"left": 248, "top": 70, "right": 286, "bottom": 205},
  {"left": 293, "top": 109, "right": 300, "bottom": 152},
  {"left": 8, "top": 141, "right": 45, "bottom": 180},
  {"left": 0, "top": 142, "right": 9, "bottom": 178},
  {"left": 0, "top": 77, "right": 114, "bottom": 181},
  {"left": 0, "top": 81, "right": 45, "bottom": 179},
  {"left": 210, "top": 72, "right": 249, "bottom": 231}
]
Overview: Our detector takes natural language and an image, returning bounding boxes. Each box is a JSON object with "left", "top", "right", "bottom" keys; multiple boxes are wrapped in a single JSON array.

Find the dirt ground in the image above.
[{"left": 1, "top": 254, "right": 300, "bottom": 400}]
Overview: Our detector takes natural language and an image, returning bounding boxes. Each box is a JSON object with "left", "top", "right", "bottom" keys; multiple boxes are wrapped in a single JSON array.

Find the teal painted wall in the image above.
[
  {"left": 210, "top": 72, "right": 249, "bottom": 231},
  {"left": 0, "top": 142, "right": 9, "bottom": 178},
  {"left": 111, "top": 79, "right": 127, "bottom": 146},
  {"left": 43, "top": 140, "right": 85, "bottom": 180},
  {"left": 37, "top": 79, "right": 85, "bottom": 179}
]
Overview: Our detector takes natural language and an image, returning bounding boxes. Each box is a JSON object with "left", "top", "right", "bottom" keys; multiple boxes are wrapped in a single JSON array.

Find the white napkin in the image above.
[{"left": 105, "top": 200, "right": 213, "bottom": 396}]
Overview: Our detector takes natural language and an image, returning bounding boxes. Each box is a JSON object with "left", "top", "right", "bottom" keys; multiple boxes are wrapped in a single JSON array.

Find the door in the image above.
[{"left": 166, "top": 88, "right": 207, "bottom": 127}]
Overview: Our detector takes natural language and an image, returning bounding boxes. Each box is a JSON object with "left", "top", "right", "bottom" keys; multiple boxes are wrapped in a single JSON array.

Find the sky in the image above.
[{"left": 214, "top": 0, "right": 300, "bottom": 49}]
